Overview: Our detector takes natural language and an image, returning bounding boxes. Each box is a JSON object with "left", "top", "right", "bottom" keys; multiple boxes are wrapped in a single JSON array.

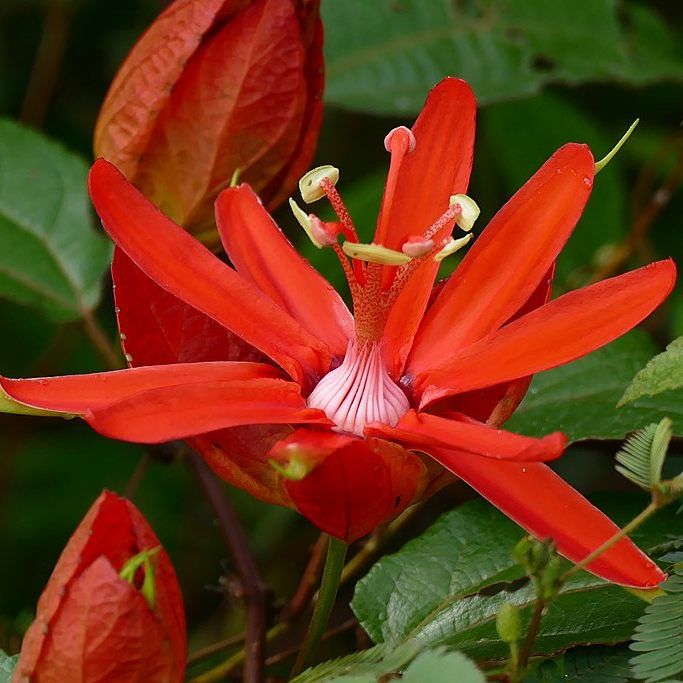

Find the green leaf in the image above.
[
  {"left": 0, "top": 118, "right": 111, "bottom": 321},
  {"left": 0, "top": 650, "right": 18, "bottom": 683},
  {"left": 352, "top": 497, "right": 676, "bottom": 660},
  {"left": 529, "top": 646, "right": 632, "bottom": 682},
  {"left": 506, "top": 332, "right": 683, "bottom": 443},
  {"left": 323, "top": 0, "right": 683, "bottom": 116},
  {"left": 401, "top": 648, "right": 484, "bottom": 683},
  {"left": 615, "top": 419, "right": 673, "bottom": 490},
  {"left": 620, "top": 337, "right": 683, "bottom": 406}
]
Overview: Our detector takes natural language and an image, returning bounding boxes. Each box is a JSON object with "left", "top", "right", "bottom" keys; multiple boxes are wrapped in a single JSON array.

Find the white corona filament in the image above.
[{"left": 307, "top": 342, "right": 409, "bottom": 436}]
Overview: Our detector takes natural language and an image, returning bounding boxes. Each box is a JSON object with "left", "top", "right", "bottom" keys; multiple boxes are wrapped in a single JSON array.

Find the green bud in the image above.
[{"left": 496, "top": 602, "right": 522, "bottom": 643}]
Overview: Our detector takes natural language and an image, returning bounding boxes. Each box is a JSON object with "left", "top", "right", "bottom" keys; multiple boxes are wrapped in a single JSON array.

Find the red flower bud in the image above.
[
  {"left": 94, "top": 0, "right": 323, "bottom": 233},
  {"left": 13, "top": 491, "right": 186, "bottom": 683}
]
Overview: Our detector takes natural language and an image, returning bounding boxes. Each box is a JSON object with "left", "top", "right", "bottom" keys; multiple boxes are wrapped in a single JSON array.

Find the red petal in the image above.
[
  {"left": 377, "top": 79, "right": 476, "bottom": 374},
  {"left": 15, "top": 491, "right": 186, "bottom": 681},
  {"left": 269, "top": 429, "right": 427, "bottom": 541},
  {"left": 366, "top": 410, "right": 566, "bottom": 462},
  {"left": 426, "top": 448, "right": 666, "bottom": 588},
  {"left": 408, "top": 144, "right": 594, "bottom": 376},
  {"left": 428, "top": 266, "right": 555, "bottom": 425},
  {"left": 85, "top": 378, "right": 331, "bottom": 443},
  {"left": 417, "top": 260, "right": 677, "bottom": 406},
  {"left": 0, "top": 361, "right": 279, "bottom": 414},
  {"left": 113, "top": 248, "right": 266, "bottom": 366},
  {"left": 28, "top": 557, "right": 179, "bottom": 682},
  {"left": 89, "top": 159, "right": 330, "bottom": 385},
  {"left": 94, "top": 0, "right": 240, "bottom": 179},
  {"left": 131, "top": 0, "right": 319, "bottom": 229},
  {"left": 374, "top": 77, "right": 476, "bottom": 249},
  {"left": 216, "top": 184, "right": 353, "bottom": 356}
]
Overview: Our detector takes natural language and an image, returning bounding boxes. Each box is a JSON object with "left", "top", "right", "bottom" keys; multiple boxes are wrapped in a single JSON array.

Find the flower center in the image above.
[{"left": 307, "top": 341, "right": 409, "bottom": 436}]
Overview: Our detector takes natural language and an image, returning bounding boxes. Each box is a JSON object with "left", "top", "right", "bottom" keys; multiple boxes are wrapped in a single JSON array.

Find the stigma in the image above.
[{"left": 307, "top": 341, "right": 409, "bottom": 436}]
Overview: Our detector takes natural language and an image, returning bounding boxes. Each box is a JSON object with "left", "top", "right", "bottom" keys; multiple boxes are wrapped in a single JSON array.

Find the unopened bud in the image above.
[
  {"left": 496, "top": 602, "right": 522, "bottom": 643},
  {"left": 299, "top": 165, "right": 340, "bottom": 203},
  {"left": 450, "top": 194, "right": 480, "bottom": 231}
]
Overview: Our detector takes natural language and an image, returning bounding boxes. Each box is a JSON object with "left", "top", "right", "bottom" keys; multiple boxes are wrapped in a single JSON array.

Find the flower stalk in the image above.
[{"left": 291, "top": 536, "right": 348, "bottom": 676}]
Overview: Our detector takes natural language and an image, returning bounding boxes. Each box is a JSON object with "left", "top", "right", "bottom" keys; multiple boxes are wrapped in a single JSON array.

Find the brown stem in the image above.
[
  {"left": 186, "top": 631, "right": 246, "bottom": 666},
  {"left": 20, "top": 2, "right": 71, "bottom": 127},
  {"left": 189, "top": 451, "right": 267, "bottom": 683},
  {"left": 82, "top": 311, "right": 123, "bottom": 370},
  {"left": 123, "top": 451, "right": 152, "bottom": 500}
]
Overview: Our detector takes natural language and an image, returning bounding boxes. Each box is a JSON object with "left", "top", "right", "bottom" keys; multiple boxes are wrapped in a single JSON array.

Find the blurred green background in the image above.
[{"left": 0, "top": 0, "right": 682, "bottom": 671}]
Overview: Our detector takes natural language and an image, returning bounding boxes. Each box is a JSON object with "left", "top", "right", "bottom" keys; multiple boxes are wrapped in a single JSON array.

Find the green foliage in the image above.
[
  {"left": 0, "top": 118, "right": 111, "bottom": 321},
  {"left": 352, "top": 498, "right": 675, "bottom": 660},
  {"left": 0, "top": 650, "right": 17, "bottom": 683},
  {"left": 615, "top": 419, "right": 673, "bottom": 490},
  {"left": 529, "top": 646, "right": 633, "bottom": 682},
  {"left": 323, "top": 0, "right": 683, "bottom": 116},
  {"left": 630, "top": 567, "right": 683, "bottom": 682},
  {"left": 506, "top": 332, "right": 683, "bottom": 442},
  {"left": 620, "top": 337, "right": 683, "bottom": 406},
  {"left": 292, "top": 644, "right": 484, "bottom": 683}
]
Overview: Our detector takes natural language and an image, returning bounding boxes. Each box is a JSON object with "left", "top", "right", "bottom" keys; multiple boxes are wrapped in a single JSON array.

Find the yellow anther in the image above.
[
  {"left": 289, "top": 198, "right": 323, "bottom": 248},
  {"left": 434, "top": 233, "right": 473, "bottom": 262},
  {"left": 449, "top": 194, "right": 480, "bottom": 232},
  {"left": 595, "top": 119, "right": 639, "bottom": 174},
  {"left": 299, "top": 165, "right": 340, "bottom": 203},
  {"left": 342, "top": 241, "right": 411, "bottom": 266}
]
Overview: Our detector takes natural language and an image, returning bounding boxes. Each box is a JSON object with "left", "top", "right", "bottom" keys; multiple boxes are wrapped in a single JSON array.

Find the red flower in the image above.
[
  {"left": 3, "top": 78, "right": 675, "bottom": 588},
  {"left": 94, "top": 0, "right": 323, "bottom": 232},
  {"left": 13, "top": 491, "right": 186, "bottom": 683}
]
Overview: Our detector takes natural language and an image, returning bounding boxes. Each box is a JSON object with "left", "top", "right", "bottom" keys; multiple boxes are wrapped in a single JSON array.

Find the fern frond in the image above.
[
  {"left": 630, "top": 568, "right": 683, "bottom": 682},
  {"left": 615, "top": 418, "right": 672, "bottom": 491}
]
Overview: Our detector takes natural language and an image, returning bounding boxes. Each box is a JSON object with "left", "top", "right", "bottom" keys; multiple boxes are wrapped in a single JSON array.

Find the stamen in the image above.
[
  {"left": 289, "top": 198, "right": 338, "bottom": 248},
  {"left": 299, "top": 165, "right": 340, "bottom": 203},
  {"left": 595, "top": 119, "right": 639, "bottom": 173},
  {"left": 342, "top": 241, "right": 411, "bottom": 266},
  {"left": 401, "top": 236, "right": 434, "bottom": 258},
  {"left": 307, "top": 341, "right": 409, "bottom": 436},
  {"left": 434, "top": 233, "right": 473, "bottom": 262},
  {"left": 449, "top": 194, "right": 480, "bottom": 232}
]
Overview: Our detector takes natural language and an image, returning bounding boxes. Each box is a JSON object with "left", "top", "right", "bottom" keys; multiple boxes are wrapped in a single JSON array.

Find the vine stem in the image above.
[
  {"left": 189, "top": 452, "right": 268, "bottom": 683},
  {"left": 290, "top": 536, "right": 348, "bottom": 677},
  {"left": 515, "top": 596, "right": 546, "bottom": 676},
  {"left": 561, "top": 501, "right": 659, "bottom": 583}
]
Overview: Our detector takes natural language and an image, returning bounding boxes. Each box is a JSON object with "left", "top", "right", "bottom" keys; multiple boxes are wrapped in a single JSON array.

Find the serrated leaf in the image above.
[
  {"left": 0, "top": 118, "right": 111, "bottom": 321},
  {"left": 401, "top": 648, "right": 484, "bottom": 683},
  {"left": 630, "top": 569, "right": 683, "bottom": 682},
  {"left": 323, "top": 0, "right": 683, "bottom": 116},
  {"left": 506, "top": 332, "right": 683, "bottom": 443},
  {"left": 0, "top": 650, "right": 18, "bottom": 683},
  {"left": 352, "top": 497, "right": 676, "bottom": 660},
  {"left": 620, "top": 337, "right": 683, "bottom": 406}
]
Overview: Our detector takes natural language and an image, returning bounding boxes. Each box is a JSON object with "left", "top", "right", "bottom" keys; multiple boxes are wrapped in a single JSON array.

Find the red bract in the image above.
[
  {"left": 94, "top": 0, "right": 322, "bottom": 232},
  {"left": 3, "top": 78, "right": 676, "bottom": 588},
  {"left": 13, "top": 491, "right": 186, "bottom": 682}
]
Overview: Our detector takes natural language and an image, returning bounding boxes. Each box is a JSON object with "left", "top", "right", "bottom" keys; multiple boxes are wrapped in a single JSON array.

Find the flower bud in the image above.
[
  {"left": 496, "top": 602, "right": 522, "bottom": 644},
  {"left": 13, "top": 491, "right": 186, "bottom": 683},
  {"left": 94, "top": 0, "right": 323, "bottom": 234}
]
